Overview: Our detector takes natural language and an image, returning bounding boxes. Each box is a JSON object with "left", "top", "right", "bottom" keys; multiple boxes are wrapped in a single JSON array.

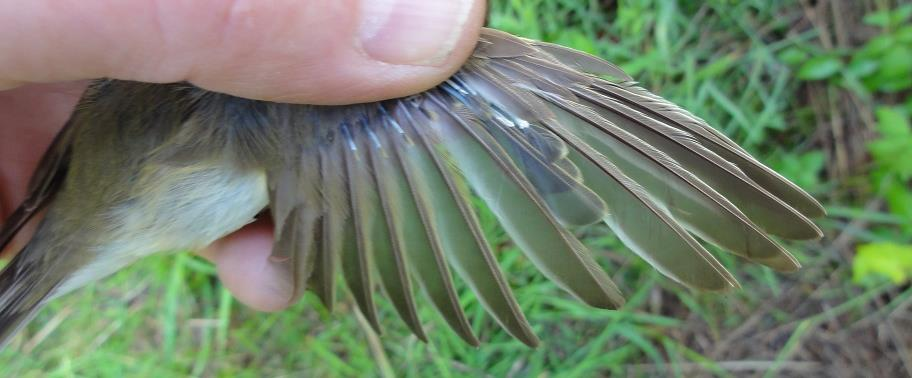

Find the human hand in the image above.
[{"left": 0, "top": 0, "right": 486, "bottom": 311}]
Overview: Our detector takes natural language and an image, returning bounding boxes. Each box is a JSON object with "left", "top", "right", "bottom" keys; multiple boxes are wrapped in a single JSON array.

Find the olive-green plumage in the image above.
[{"left": 0, "top": 29, "right": 824, "bottom": 348}]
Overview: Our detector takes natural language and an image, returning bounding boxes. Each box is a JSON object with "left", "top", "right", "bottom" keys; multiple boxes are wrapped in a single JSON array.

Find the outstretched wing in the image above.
[{"left": 257, "top": 28, "right": 824, "bottom": 347}]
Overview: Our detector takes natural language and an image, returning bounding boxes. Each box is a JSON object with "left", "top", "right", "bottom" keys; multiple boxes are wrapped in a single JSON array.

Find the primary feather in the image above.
[{"left": 0, "top": 28, "right": 824, "bottom": 347}]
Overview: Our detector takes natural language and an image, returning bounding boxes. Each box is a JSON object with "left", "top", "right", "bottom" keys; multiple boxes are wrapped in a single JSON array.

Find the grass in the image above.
[{"left": 2, "top": 0, "right": 911, "bottom": 376}]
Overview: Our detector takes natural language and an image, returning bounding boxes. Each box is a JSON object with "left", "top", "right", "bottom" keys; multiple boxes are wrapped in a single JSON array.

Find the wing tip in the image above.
[
  {"left": 518, "top": 332, "right": 542, "bottom": 348},
  {"left": 803, "top": 200, "right": 827, "bottom": 219},
  {"left": 412, "top": 326, "right": 429, "bottom": 343}
]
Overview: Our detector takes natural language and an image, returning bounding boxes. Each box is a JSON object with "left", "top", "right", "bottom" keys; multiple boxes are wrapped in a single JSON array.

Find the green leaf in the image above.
[
  {"left": 845, "top": 58, "right": 879, "bottom": 78},
  {"left": 868, "top": 107, "right": 912, "bottom": 180},
  {"left": 853, "top": 243, "right": 912, "bottom": 284},
  {"left": 863, "top": 4, "right": 912, "bottom": 28},
  {"left": 885, "top": 184, "right": 912, "bottom": 233},
  {"left": 864, "top": 11, "right": 891, "bottom": 27},
  {"left": 897, "top": 25, "right": 912, "bottom": 43},
  {"left": 875, "top": 106, "right": 912, "bottom": 137},
  {"left": 867, "top": 45, "right": 912, "bottom": 93},
  {"left": 771, "top": 151, "right": 825, "bottom": 191},
  {"left": 695, "top": 53, "right": 737, "bottom": 80},
  {"left": 778, "top": 47, "right": 809, "bottom": 66},
  {"left": 856, "top": 35, "right": 895, "bottom": 61},
  {"left": 796, "top": 55, "right": 843, "bottom": 80}
]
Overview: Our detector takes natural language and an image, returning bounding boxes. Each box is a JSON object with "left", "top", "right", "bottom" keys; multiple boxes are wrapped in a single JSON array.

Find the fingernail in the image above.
[{"left": 358, "top": 0, "right": 472, "bottom": 66}]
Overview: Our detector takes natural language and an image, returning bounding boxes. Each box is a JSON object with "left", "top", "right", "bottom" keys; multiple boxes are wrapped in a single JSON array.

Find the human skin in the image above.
[{"left": 0, "top": 0, "right": 486, "bottom": 311}]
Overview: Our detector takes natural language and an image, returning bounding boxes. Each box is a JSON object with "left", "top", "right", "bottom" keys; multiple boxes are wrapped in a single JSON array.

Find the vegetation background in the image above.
[{"left": 2, "top": 0, "right": 911, "bottom": 376}]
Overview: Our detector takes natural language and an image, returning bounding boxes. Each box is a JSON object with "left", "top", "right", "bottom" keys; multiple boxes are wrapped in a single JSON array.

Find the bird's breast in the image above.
[{"left": 106, "top": 163, "right": 270, "bottom": 255}]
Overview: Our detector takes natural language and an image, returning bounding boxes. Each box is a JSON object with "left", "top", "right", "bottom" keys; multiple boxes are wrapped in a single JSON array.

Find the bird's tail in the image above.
[{"left": 0, "top": 241, "right": 67, "bottom": 348}]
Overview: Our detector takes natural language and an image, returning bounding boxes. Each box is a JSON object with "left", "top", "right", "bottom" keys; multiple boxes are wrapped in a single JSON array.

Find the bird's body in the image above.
[
  {"left": 0, "top": 82, "right": 273, "bottom": 342},
  {"left": 56, "top": 160, "right": 269, "bottom": 296},
  {"left": 0, "top": 29, "right": 823, "bottom": 348}
]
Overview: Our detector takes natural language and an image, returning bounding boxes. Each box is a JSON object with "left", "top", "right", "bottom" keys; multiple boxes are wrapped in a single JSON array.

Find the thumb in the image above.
[{"left": 0, "top": 0, "right": 486, "bottom": 104}]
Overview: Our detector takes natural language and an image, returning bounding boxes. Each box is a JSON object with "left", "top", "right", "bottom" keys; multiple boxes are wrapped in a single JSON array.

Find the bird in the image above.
[{"left": 0, "top": 28, "right": 824, "bottom": 348}]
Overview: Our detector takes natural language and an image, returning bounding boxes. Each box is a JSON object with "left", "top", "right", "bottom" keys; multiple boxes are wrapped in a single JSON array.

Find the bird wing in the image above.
[
  {"left": 256, "top": 28, "right": 824, "bottom": 346},
  {"left": 0, "top": 121, "right": 75, "bottom": 253}
]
